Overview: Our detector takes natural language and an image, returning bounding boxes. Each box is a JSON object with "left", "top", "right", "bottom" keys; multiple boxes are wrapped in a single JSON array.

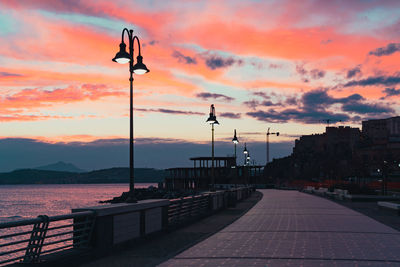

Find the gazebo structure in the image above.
[{"left": 165, "top": 156, "right": 264, "bottom": 190}]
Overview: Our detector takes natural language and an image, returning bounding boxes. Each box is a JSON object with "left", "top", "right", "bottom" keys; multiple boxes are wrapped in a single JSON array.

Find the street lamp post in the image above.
[
  {"left": 112, "top": 28, "right": 150, "bottom": 202},
  {"left": 206, "top": 104, "right": 219, "bottom": 191},
  {"left": 232, "top": 129, "right": 239, "bottom": 166},
  {"left": 382, "top": 160, "right": 388, "bottom": 196},
  {"left": 266, "top": 127, "right": 279, "bottom": 164},
  {"left": 243, "top": 143, "right": 248, "bottom": 166}
]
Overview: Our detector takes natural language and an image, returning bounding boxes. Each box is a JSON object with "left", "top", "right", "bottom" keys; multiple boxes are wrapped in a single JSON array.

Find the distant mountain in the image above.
[
  {"left": 0, "top": 167, "right": 166, "bottom": 184},
  {"left": 0, "top": 169, "right": 77, "bottom": 184},
  {"left": 34, "top": 161, "right": 85, "bottom": 173}
]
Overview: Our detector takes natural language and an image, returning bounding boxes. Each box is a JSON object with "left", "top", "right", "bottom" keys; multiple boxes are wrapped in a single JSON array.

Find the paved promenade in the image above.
[{"left": 159, "top": 189, "right": 400, "bottom": 266}]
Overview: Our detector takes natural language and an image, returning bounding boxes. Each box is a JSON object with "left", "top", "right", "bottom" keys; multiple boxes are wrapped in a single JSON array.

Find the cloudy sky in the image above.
[{"left": 0, "top": 0, "right": 399, "bottom": 171}]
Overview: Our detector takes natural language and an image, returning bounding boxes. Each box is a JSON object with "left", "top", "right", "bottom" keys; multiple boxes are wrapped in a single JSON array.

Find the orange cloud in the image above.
[
  {"left": 0, "top": 84, "right": 125, "bottom": 113},
  {"left": 177, "top": 21, "right": 382, "bottom": 63},
  {"left": 0, "top": 114, "right": 73, "bottom": 122}
]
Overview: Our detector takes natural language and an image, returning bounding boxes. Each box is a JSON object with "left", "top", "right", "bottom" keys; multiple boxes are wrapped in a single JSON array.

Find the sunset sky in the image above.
[{"left": 1, "top": 0, "right": 400, "bottom": 171}]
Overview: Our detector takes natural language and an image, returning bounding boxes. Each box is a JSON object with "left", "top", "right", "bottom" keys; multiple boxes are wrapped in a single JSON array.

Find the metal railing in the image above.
[
  {"left": 167, "top": 186, "right": 254, "bottom": 226},
  {"left": 0, "top": 211, "right": 95, "bottom": 266},
  {"left": 168, "top": 194, "right": 210, "bottom": 226},
  {"left": 0, "top": 186, "right": 254, "bottom": 266}
]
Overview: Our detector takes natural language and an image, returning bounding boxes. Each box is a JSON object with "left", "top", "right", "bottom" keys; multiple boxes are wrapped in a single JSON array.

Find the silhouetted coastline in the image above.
[{"left": 0, "top": 167, "right": 166, "bottom": 184}]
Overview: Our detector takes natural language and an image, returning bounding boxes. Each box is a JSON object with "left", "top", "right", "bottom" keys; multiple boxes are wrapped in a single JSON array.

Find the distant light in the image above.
[
  {"left": 207, "top": 117, "right": 219, "bottom": 124},
  {"left": 115, "top": 58, "right": 130, "bottom": 64},
  {"left": 133, "top": 68, "right": 147, "bottom": 75}
]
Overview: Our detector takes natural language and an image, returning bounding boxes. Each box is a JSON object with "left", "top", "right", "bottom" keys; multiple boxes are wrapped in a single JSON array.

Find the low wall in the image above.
[
  {"left": 302, "top": 186, "right": 400, "bottom": 202},
  {"left": 73, "top": 186, "right": 254, "bottom": 251},
  {"left": 72, "top": 199, "right": 170, "bottom": 249}
]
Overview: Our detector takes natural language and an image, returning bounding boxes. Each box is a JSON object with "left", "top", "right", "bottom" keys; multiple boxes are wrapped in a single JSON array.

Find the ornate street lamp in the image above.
[
  {"left": 112, "top": 28, "right": 150, "bottom": 202},
  {"left": 207, "top": 104, "right": 219, "bottom": 191},
  {"left": 266, "top": 127, "right": 279, "bottom": 164},
  {"left": 232, "top": 129, "right": 239, "bottom": 166}
]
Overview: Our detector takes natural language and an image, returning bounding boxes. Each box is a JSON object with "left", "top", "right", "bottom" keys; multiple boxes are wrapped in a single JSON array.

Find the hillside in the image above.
[
  {"left": 0, "top": 168, "right": 166, "bottom": 184},
  {"left": 34, "top": 161, "right": 85, "bottom": 172}
]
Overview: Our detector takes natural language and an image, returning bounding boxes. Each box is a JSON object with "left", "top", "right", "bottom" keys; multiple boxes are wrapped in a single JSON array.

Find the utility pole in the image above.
[
  {"left": 266, "top": 128, "right": 279, "bottom": 164},
  {"left": 322, "top": 119, "right": 342, "bottom": 127}
]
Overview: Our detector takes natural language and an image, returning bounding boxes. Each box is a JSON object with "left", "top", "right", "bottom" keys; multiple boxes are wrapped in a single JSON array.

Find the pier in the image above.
[{"left": 1, "top": 189, "right": 400, "bottom": 266}]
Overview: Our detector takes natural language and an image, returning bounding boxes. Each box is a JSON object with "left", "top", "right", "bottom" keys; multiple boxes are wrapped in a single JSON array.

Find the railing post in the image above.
[
  {"left": 162, "top": 205, "right": 169, "bottom": 229},
  {"left": 73, "top": 213, "right": 95, "bottom": 248},
  {"left": 23, "top": 215, "right": 49, "bottom": 263},
  {"left": 190, "top": 196, "right": 195, "bottom": 217},
  {"left": 177, "top": 198, "right": 183, "bottom": 224}
]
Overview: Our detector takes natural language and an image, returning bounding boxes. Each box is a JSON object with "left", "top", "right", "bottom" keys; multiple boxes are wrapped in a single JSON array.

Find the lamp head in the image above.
[
  {"left": 206, "top": 104, "right": 219, "bottom": 124},
  {"left": 112, "top": 42, "right": 131, "bottom": 64},
  {"left": 232, "top": 129, "right": 239, "bottom": 144},
  {"left": 243, "top": 143, "right": 248, "bottom": 154},
  {"left": 206, "top": 115, "right": 217, "bottom": 124},
  {"left": 132, "top": 55, "right": 150, "bottom": 74},
  {"left": 276, "top": 132, "right": 280, "bottom": 136}
]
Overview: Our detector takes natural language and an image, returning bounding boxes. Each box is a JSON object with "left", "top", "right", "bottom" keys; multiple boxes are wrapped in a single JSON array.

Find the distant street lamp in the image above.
[
  {"left": 232, "top": 129, "right": 239, "bottom": 166},
  {"left": 112, "top": 28, "right": 150, "bottom": 202},
  {"left": 382, "top": 160, "right": 388, "bottom": 196},
  {"left": 266, "top": 127, "right": 279, "bottom": 164},
  {"left": 243, "top": 143, "right": 248, "bottom": 166},
  {"left": 206, "top": 104, "right": 219, "bottom": 191}
]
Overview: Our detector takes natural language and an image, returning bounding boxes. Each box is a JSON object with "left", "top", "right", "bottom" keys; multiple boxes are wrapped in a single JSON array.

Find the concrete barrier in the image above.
[
  {"left": 377, "top": 201, "right": 400, "bottom": 215},
  {"left": 72, "top": 187, "right": 254, "bottom": 251},
  {"left": 72, "top": 199, "right": 169, "bottom": 249}
]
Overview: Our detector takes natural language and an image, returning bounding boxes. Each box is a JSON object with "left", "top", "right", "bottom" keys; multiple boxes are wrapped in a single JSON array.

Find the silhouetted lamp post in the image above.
[
  {"left": 382, "top": 160, "right": 388, "bottom": 195},
  {"left": 266, "top": 127, "right": 279, "bottom": 164},
  {"left": 232, "top": 129, "right": 239, "bottom": 166},
  {"left": 243, "top": 143, "right": 248, "bottom": 166},
  {"left": 112, "top": 28, "right": 150, "bottom": 202},
  {"left": 206, "top": 104, "right": 219, "bottom": 191}
]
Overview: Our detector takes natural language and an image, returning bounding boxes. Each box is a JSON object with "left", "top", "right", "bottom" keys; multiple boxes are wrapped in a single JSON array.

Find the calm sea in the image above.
[{"left": 0, "top": 183, "right": 156, "bottom": 222}]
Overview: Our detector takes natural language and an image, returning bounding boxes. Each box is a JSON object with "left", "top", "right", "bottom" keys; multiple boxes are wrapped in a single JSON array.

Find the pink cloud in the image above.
[
  {"left": 0, "top": 114, "right": 73, "bottom": 122},
  {"left": 0, "top": 84, "right": 125, "bottom": 117}
]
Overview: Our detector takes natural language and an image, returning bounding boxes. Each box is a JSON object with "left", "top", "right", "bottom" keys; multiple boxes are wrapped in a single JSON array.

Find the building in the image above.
[
  {"left": 289, "top": 126, "right": 361, "bottom": 181},
  {"left": 362, "top": 116, "right": 400, "bottom": 145},
  {"left": 266, "top": 116, "right": 400, "bottom": 183},
  {"left": 357, "top": 116, "right": 400, "bottom": 177}
]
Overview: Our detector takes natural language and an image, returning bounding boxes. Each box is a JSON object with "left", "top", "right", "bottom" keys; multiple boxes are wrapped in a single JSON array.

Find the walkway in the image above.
[{"left": 159, "top": 189, "right": 400, "bottom": 266}]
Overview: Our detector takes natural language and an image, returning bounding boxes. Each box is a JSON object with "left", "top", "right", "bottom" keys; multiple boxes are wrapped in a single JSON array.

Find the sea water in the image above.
[{"left": 0, "top": 183, "right": 156, "bottom": 222}]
